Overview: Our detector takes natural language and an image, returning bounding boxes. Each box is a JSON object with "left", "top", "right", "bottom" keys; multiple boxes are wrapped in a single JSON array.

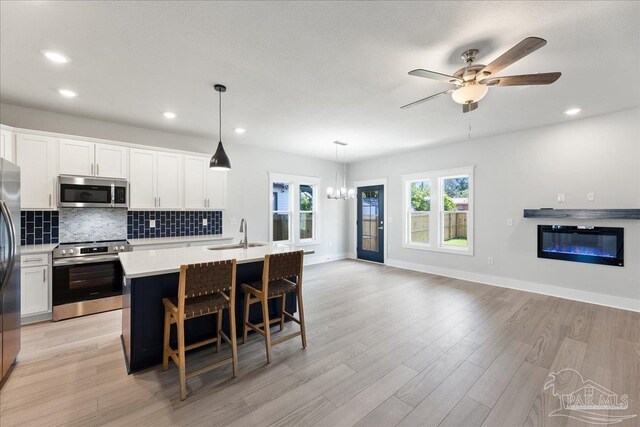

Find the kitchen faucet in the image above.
[{"left": 239, "top": 218, "right": 248, "bottom": 249}]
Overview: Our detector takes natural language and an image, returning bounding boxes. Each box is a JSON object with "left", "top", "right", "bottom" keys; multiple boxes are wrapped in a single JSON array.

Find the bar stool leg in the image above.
[
  {"left": 177, "top": 316, "right": 187, "bottom": 401},
  {"left": 297, "top": 289, "right": 307, "bottom": 348},
  {"left": 229, "top": 305, "right": 238, "bottom": 378},
  {"left": 163, "top": 310, "right": 171, "bottom": 371},
  {"left": 261, "top": 297, "right": 272, "bottom": 363},
  {"left": 279, "top": 293, "right": 286, "bottom": 332},
  {"left": 243, "top": 294, "right": 251, "bottom": 344},
  {"left": 216, "top": 311, "right": 222, "bottom": 353}
]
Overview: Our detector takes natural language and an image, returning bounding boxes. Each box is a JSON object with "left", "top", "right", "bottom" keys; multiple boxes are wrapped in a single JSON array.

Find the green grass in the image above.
[{"left": 443, "top": 238, "right": 468, "bottom": 247}]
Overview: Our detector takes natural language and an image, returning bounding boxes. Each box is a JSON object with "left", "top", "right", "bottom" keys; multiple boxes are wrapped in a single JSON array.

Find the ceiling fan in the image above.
[{"left": 402, "top": 37, "right": 561, "bottom": 113}]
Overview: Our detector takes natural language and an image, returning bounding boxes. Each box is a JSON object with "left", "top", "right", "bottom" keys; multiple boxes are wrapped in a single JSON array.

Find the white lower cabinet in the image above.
[{"left": 20, "top": 253, "right": 51, "bottom": 323}]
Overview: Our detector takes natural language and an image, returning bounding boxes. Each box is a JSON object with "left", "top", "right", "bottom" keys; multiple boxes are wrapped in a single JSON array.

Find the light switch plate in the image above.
[
  {"left": 587, "top": 192, "right": 595, "bottom": 201},
  {"left": 488, "top": 257, "right": 494, "bottom": 265},
  {"left": 203, "top": 218, "right": 208, "bottom": 226},
  {"left": 229, "top": 218, "right": 238, "bottom": 226},
  {"left": 557, "top": 193, "right": 566, "bottom": 203},
  {"left": 149, "top": 219, "right": 156, "bottom": 228},
  {"left": 506, "top": 218, "right": 513, "bottom": 227}
]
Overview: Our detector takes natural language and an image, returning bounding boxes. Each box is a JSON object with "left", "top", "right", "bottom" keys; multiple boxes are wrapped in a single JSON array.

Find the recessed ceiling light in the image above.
[
  {"left": 163, "top": 111, "right": 177, "bottom": 119},
  {"left": 42, "top": 50, "right": 70, "bottom": 64},
  {"left": 234, "top": 128, "right": 246, "bottom": 134},
  {"left": 564, "top": 108, "right": 581, "bottom": 116},
  {"left": 58, "top": 89, "right": 77, "bottom": 98}
]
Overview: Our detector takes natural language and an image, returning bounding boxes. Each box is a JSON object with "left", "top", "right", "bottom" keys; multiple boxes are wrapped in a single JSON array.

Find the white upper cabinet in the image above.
[
  {"left": 129, "top": 148, "right": 157, "bottom": 209},
  {"left": 156, "top": 152, "right": 182, "bottom": 209},
  {"left": 16, "top": 134, "right": 58, "bottom": 209},
  {"left": 183, "top": 155, "right": 207, "bottom": 209},
  {"left": 183, "top": 155, "right": 227, "bottom": 210},
  {"left": 59, "top": 139, "right": 94, "bottom": 176},
  {"left": 130, "top": 149, "right": 183, "bottom": 210},
  {"left": 59, "top": 139, "right": 128, "bottom": 179},
  {"left": 206, "top": 169, "right": 227, "bottom": 210},
  {"left": 0, "top": 128, "right": 15, "bottom": 162}
]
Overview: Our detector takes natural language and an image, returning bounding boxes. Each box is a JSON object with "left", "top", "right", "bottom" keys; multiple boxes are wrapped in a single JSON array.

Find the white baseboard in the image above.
[
  {"left": 385, "top": 258, "right": 639, "bottom": 313},
  {"left": 305, "top": 252, "right": 348, "bottom": 266}
]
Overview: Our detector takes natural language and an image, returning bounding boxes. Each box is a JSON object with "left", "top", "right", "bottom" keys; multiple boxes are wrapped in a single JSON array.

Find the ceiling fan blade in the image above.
[
  {"left": 401, "top": 89, "right": 454, "bottom": 109},
  {"left": 479, "top": 37, "right": 547, "bottom": 77},
  {"left": 462, "top": 102, "right": 478, "bottom": 113},
  {"left": 479, "top": 72, "right": 561, "bottom": 87},
  {"left": 409, "top": 69, "right": 462, "bottom": 85}
]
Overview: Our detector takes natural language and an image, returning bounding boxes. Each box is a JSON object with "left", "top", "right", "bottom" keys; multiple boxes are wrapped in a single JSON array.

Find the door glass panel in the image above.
[
  {"left": 361, "top": 190, "right": 379, "bottom": 252},
  {"left": 441, "top": 176, "right": 469, "bottom": 247}
]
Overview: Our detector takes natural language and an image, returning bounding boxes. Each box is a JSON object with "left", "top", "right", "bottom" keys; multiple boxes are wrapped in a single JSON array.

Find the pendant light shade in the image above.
[
  {"left": 210, "top": 140, "right": 231, "bottom": 169},
  {"left": 327, "top": 141, "right": 355, "bottom": 200},
  {"left": 210, "top": 84, "right": 231, "bottom": 170}
]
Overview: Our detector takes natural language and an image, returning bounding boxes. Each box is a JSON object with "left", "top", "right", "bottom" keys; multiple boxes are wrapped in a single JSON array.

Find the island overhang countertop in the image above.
[{"left": 119, "top": 243, "right": 315, "bottom": 279}]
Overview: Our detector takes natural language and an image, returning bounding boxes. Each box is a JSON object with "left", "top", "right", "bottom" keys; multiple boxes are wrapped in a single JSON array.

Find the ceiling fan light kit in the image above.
[{"left": 402, "top": 36, "right": 561, "bottom": 113}]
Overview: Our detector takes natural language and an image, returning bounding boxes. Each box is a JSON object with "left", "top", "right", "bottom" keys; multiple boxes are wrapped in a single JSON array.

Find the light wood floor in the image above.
[{"left": 1, "top": 260, "right": 638, "bottom": 426}]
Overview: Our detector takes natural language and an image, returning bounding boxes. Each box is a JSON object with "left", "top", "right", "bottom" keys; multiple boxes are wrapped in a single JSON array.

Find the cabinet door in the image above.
[
  {"left": 183, "top": 156, "right": 207, "bottom": 209},
  {"left": 95, "top": 143, "right": 128, "bottom": 179},
  {"left": 206, "top": 169, "right": 228, "bottom": 210},
  {"left": 0, "top": 129, "right": 14, "bottom": 162},
  {"left": 129, "top": 148, "right": 157, "bottom": 209},
  {"left": 59, "top": 139, "right": 94, "bottom": 176},
  {"left": 16, "top": 134, "right": 58, "bottom": 209},
  {"left": 21, "top": 266, "right": 49, "bottom": 316},
  {"left": 156, "top": 152, "right": 183, "bottom": 209}
]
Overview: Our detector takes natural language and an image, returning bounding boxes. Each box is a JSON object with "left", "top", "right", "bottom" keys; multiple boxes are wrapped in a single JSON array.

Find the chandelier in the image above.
[{"left": 327, "top": 141, "right": 355, "bottom": 200}]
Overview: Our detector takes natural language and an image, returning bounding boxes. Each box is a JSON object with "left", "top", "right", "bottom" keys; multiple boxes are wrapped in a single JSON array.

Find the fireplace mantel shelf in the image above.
[{"left": 523, "top": 209, "right": 640, "bottom": 220}]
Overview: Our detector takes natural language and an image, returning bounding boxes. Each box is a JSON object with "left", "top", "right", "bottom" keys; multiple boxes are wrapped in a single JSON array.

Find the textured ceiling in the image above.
[{"left": 1, "top": 1, "right": 638, "bottom": 161}]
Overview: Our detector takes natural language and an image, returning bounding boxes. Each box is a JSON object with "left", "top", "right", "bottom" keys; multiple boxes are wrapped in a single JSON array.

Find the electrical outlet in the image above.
[
  {"left": 587, "top": 192, "right": 595, "bottom": 201},
  {"left": 557, "top": 193, "right": 566, "bottom": 203},
  {"left": 388, "top": 217, "right": 393, "bottom": 223},
  {"left": 506, "top": 218, "right": 513, "bottom": 227},
  {"left": 203, "top": 218, "right": 208, "bottom": 226},
  {"left": 229, "top": 217, "right": 238, "bottom": 226},
  {"left": 149, "top": 219, "right": 156, "bottom": 228},
  {"left": 488, "top": 257, "right": 494, "bottom": 265}
]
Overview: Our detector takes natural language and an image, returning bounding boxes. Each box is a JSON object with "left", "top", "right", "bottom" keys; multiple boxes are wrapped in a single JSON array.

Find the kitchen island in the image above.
[{"left": 119, "top": 243, "right": 313, "bottom": 373}]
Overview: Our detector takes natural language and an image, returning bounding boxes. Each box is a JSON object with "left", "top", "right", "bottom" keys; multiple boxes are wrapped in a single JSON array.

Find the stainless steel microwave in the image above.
[{"left": 58, "top": 175, "right": 128, "bottom": 208}]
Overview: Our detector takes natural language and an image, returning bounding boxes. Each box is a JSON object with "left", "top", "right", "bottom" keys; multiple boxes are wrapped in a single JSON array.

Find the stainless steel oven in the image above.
[
  {"left": 52, "top": 240, "right": 131, "bottom": 321},
  {"left": 58, "top": 175, "right": 128, "bottom": 208}
]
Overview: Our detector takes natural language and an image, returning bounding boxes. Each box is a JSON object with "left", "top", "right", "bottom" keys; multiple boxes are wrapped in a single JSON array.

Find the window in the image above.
[
  {"left": 269, "top": 173, "right": 320, "bottom": 244},
  {"left": 402, "top": 166, "right": 474, "bottom": 255}
]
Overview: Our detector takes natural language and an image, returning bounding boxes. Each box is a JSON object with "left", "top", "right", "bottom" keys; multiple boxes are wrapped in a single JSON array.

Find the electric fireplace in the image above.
[{"left": 537, "top": 225, "right": 623, "bottom": 267}]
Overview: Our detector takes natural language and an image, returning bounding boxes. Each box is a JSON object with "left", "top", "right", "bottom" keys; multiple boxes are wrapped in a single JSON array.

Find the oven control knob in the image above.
[
  {"left": 113, "top": 246, "right": 119, "bottom": 252},
  {"left": 119, "top": 246, "right": 125, "bottom": 251},
  {"left": 61, "top": 249, "right": 67, "bottom": 255},
  {"left": 69, "top": 249, "right": 75, "bottom": 255}
]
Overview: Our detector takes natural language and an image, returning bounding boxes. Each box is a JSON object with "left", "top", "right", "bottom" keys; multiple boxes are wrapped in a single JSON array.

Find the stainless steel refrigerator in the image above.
[{"left": 0, "top": 158, "right": 20, "bottom": 384}]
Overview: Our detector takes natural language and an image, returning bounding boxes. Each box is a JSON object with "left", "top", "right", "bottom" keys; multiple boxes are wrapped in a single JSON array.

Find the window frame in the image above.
[
  {"left": 402, "top": 166, "right": 474, "bottom": 256},
  {"left": 268, "top": 172, "right": 321, "bottom": 245}
]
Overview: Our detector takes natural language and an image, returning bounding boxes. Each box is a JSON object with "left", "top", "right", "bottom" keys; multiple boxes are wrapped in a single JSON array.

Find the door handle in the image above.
[
  {"left": 378, "top": 226, "right": 384, "bottom": 230},
  {"left": 0, "top": 200, "right": 16, "bottom": 291}
]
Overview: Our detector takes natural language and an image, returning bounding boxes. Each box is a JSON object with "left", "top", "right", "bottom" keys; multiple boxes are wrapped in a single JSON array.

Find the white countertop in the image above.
[
  {"left": 127, "top": 234, "right": 235, "bottom": 246},
  {"left": 21, "top": 244, "right": 57, "bottom": 254},
  {"left": 119, "top": 243, "right": 314, "bottom": 279}
]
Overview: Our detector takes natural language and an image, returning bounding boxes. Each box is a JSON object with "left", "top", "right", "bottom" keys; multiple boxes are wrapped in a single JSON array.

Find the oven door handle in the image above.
[{"left": 53, "top": 254, "right": 122, "bottom": 266}]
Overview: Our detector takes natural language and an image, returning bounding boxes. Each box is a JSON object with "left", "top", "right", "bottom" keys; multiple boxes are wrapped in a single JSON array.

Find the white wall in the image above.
[
  {"left": 0, "top": 103, "right": 349, "bottom": 263},
  {"left": 348, "top": 108, "right": 640, "bottom": 311}
]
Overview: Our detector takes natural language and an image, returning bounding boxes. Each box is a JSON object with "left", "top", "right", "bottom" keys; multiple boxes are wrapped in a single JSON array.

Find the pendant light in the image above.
[
  {"left": 327, "top": 141, "right": 355, "bottom": 200},
  {"left": 209, "top": 84, "right": 231, "bottom": 170}
]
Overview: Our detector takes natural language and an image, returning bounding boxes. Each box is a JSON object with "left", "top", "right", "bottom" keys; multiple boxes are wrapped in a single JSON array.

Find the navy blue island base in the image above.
[{"left": 120, "top": 260, "right": 297, "bottom": 373}]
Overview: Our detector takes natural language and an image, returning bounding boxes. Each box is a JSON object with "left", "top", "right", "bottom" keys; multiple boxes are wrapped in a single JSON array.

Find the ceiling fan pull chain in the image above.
[{"left": 468, "top": 117, "right": 472, "bottom": 141}]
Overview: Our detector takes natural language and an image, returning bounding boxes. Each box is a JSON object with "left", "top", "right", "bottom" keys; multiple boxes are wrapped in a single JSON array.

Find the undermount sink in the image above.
[{"left": 206, "top": 243, "right": 266, "bottom": 251}]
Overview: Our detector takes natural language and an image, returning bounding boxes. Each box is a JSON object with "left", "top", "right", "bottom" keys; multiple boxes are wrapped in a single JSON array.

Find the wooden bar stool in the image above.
[
  {"left": 162, "top": 259, "right": 238, "bottom": 400},
  {"left": 242, "top": 250, "right": 306, "bottom": 363}
]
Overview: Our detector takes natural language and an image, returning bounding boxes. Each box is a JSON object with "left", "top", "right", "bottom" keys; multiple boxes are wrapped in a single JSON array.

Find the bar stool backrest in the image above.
[
  {"left": 178, "top": 260, "right": 236, "bottom": 313},
  {"left": 263, "top": 250, "right": 304, "bottom": 293}
]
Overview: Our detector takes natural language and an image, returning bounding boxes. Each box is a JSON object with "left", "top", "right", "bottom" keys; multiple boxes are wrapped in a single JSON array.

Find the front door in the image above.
[{"left": 357, "top": 185, "right": 384, "bottom": 263}]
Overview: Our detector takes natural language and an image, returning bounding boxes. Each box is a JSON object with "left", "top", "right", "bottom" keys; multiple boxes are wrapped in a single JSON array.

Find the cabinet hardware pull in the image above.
[
  {"left": 49, "top": 194, "right": 52, "bottom": 207},
  {"left": 154, "top": 197, "right": 157, "bottom": 207},
  {"left": 96, "top": 164, "right": 99, "bottom": 176},
  {"left": 43, "top": 269, "right": 46, "bottom": 282},
  {"left": 91, "top": 163, "right": 94, "bottom": 175},
  {"left": 24, "top": 258, "right": 41, "bottom": 263},
  {"left": 204, "top": 198, "right": 206, "bottom": 208},
  {"left": 158, "top": 197, "right": 161, "bottom": 207}
]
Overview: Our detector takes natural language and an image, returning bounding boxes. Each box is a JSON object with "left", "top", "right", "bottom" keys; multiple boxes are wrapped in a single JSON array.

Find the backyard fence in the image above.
[{"left": 410, "top": 211, "right": 467, "bottom": 242}]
